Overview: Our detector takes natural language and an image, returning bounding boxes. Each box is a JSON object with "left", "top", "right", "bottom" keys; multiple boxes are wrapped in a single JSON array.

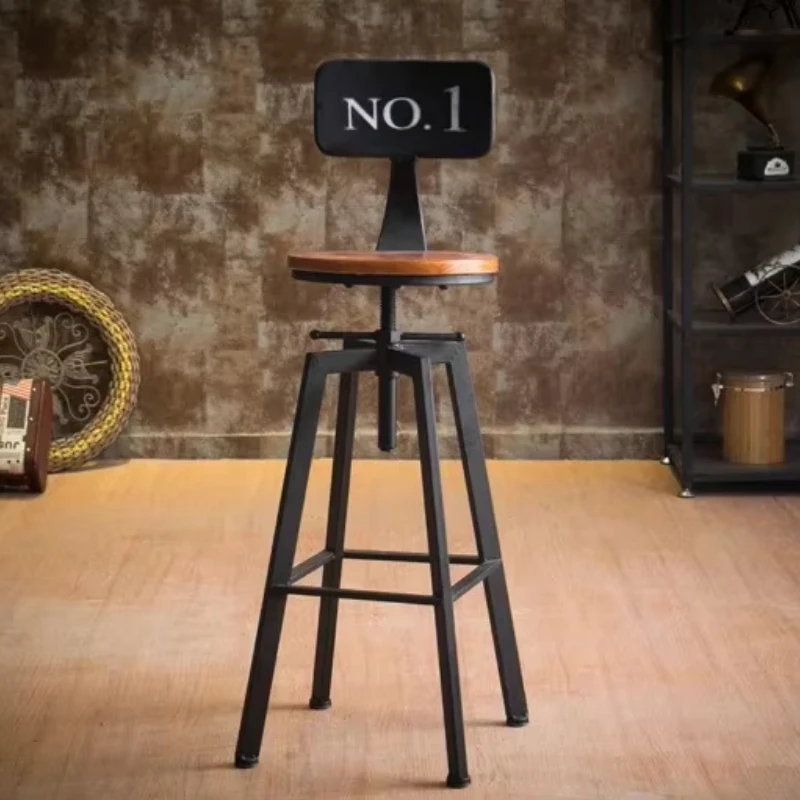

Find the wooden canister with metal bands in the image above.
[{"left": 712, "top": 371, "right": 793, "bottom": 465}]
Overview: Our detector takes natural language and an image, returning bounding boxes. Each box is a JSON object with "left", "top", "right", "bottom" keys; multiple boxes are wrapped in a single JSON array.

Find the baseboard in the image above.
[{"left": 100, "top": 428, "right": 663, "bottom": 461}]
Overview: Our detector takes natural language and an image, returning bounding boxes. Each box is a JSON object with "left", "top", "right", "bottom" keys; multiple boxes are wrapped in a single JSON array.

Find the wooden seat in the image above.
[{"left": 288, "top": 250, "right": 498, "bottom": 286}]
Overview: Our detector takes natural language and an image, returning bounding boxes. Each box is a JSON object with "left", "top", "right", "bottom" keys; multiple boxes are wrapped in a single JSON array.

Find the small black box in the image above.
[{"left": 737, "top": 146, "right": 795, "bottom": 181}]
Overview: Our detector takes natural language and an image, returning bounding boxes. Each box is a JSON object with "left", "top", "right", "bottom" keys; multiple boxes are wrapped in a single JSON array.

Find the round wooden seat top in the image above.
[{"left": 288, "top": 251, "right": 498, "bottom": 287}]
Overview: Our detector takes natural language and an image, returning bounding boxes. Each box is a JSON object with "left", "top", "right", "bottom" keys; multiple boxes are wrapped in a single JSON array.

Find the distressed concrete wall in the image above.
[{"left": 4, "top": 1, "right": 792, "bottom": 460}]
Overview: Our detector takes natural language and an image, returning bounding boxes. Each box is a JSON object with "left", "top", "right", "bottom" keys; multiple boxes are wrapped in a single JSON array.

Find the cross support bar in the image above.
[
  {"left": 284, "top": 548, "right": 496, "bottom": 601},
  {"left": 343, "top": 549, "right": 481, "bottom": 565},
  {"left": 289, "top": 550, "right": 337, "bottom": 584},
  {"left": 273, "top": 584, "right": 437, "bottom": 606},
  {"left": 451, "top": 560, "right": 501, "bottom": 600}
]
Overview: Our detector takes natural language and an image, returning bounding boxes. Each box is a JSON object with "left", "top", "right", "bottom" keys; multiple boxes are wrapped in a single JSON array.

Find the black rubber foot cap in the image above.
[
  {"left": 446, "top": 774, "right": 471, "bottom": 789},
  {"left": 235, "top": 754, "right": 259, "bottom": 769},
  {"left": 507, "top": 714, "right": 529, "bottom": 727},
  {"left": 309, "top": 696, "right": 332, "bottom": 710}
]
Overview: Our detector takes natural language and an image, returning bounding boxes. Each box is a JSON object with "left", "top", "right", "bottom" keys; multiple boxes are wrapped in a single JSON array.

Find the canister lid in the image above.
[{"left": 721, "top": 371, "right": 790, "bottom": 390}]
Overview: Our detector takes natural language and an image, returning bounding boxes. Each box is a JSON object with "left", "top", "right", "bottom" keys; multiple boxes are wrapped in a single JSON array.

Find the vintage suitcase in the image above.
[{"left": 0, "top": 378, "right": 53, "bottom": 493}]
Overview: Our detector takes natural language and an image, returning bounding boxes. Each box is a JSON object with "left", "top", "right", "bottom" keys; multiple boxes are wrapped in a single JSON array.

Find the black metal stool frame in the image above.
[
  {"left": 235, "top": 322, "right": 528, "bottom": 789},
  {"left": 236, "top": 58, "right": 527, "bottom": 789}
]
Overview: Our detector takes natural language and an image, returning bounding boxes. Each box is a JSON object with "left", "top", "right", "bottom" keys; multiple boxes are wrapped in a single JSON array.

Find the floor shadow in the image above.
[
  {"left": 335, "top": 778, "right": 446, "bottom": 796},
  {"left": 0, "top": 489, "right": 41, "bottom": 501},
  {"left": 201, "top": 762, "right": 240, "bottom": 773},
  {"left": 61, "top": 458, "right": 131, "bottom": 474},
  {"left": 200, "top": 757, "right": 446, "bottom": 795},
  {"left": 266, "top": 702, "right": 314, "bottom": 712},
  {"left": 470, "top": 718, "right": 524, "bottom": 729},
  {"left": 0, "top": 458, "right": 132, "bottom": 499}
]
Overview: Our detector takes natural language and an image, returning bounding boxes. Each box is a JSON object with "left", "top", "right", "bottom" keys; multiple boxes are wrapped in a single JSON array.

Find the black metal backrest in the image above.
[
  {"left": 314, "top": 59, "right": 495, "bottom": 160},
  {"left": 313, "top": 59, "right": 495, "bottom": 249}
]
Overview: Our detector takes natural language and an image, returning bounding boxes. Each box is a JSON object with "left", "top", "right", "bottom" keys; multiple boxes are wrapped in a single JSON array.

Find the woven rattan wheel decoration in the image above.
[{"left": 0, "top": 269, "right": 140, "bottom": 472}]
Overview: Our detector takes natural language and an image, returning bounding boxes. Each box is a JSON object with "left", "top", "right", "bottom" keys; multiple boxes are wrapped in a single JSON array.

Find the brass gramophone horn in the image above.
[{"left": 710, "top": 52, "right": 780, "bottom": 146}]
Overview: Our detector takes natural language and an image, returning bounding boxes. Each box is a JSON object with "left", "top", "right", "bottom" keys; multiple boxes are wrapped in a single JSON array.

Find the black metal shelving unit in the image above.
[{"left": 662, "top": 3, "right": 800, "bottom": 496}]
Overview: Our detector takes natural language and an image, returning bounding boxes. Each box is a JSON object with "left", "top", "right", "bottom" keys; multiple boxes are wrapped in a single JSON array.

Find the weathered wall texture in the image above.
[{"left": 5, "top": 1, "right": 790, "bottom": 460}]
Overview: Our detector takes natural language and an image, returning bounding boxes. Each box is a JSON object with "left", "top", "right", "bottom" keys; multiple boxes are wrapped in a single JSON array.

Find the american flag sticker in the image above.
[
  {"left": 1, "top": 379, "right": 33, "bottom": 401},
  {"left": 0, "top": 380, "right": 31, "bottom": 475}
]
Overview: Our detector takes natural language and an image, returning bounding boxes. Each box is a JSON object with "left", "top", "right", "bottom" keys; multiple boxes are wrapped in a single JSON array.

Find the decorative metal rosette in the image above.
[{"left": 0, "top": 269, "right": 140, "bottom": 471}]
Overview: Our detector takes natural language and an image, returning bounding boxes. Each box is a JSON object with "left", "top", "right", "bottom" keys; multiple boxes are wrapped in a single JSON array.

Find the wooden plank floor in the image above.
[{"left": 2, "top": 460, "right": 800, "bottom": 799}]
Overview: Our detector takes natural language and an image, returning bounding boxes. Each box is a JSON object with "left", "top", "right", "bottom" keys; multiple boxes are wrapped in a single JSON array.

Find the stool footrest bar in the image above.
[
  {"left": 272, "top": 584, "right": 437, "bottom": 606},
  {"left": 342, "top": 549, "right": 481, "bottom": 565},
  {"left": 451, "top": 560, "right": 501, "bottom": 600}
]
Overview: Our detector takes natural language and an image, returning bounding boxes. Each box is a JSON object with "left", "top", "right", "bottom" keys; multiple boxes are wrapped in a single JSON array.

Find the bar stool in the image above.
[{"left": 234, "top": 59, "right": 528, "bottom": 789}]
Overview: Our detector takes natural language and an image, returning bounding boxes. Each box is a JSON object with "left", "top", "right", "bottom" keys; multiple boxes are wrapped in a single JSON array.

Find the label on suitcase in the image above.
[{"left": 0, "top": 380, "right": 32, "bottom": 476}]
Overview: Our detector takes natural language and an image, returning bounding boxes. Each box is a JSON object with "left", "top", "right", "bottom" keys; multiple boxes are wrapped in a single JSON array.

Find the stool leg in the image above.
[
  {"left": 309, "top": 371, "right": 359, "bottom": 709},
  {"left": 446, "top": 344, "right": 529, "bottom": 727},
  {"left": 235, "top": 354, "right": 328, "bottom": 768},
  {"left": 411, "top": 355, "right": 471, "bottom": 789}
]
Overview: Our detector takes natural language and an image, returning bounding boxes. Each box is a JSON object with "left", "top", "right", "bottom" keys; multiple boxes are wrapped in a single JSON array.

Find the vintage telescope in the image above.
[{"left": 712, "top": 244, "right": 800, "bottom": 322}]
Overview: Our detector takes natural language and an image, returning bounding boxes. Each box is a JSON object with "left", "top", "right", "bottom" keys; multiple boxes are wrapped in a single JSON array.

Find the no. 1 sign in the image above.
[{"left": 314, "top": 60, "right": 495, "bottom": 160}]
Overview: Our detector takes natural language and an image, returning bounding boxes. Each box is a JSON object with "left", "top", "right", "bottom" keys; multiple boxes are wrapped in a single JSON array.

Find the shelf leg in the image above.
[
  {"left": 678, "top": 3, "right": 696, "bottom": 497},
  {"left": 661, "top": 0, "right": 675, "bottom": 458}
]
